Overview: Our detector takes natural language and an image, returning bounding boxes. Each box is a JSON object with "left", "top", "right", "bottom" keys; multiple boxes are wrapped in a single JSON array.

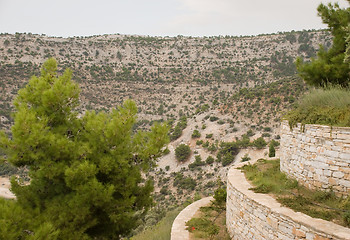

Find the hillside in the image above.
[
  {"left": 0, "top": 30, "right": 330, "bottom": 128},
  {"left": 0, "top": 30, "right": 331, "bottom": 236}
]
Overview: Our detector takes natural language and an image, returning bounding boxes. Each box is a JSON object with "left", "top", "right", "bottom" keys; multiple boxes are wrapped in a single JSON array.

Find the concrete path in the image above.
[{"left": 171, "top": 196, "right": 214, "bottom": 240}]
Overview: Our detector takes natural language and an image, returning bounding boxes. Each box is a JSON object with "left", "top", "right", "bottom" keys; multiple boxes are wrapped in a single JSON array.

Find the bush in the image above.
[
  {"left": 205, "top": 156, "right": 214, "bottom": 165},
  {"left": 262, "top": 133, "right": 271, "bottom": 137},
  {"left": 217, "top": 120, "right": 225, "bottom": 125},
  {"left": 173, "top": 173, "right": 196, "bottom": 190},
  {"left": 188, "top": 156, "right": 205, "bottom": 170},
  {"left": 263, "top": 127, "right": 271, "bottom": 132},
  {"left": 209, "top": 116, "right": 219, "bottom": 122},
  {"left": 175, "top": 144, "right": 191, "bottom": 162},
  {"left": 213, "top": 187, "right": 227, "bottom": 206},
  {"left": 202, "top": 141, "right": 209, "bottom": 148},
  {"left": 205, "top": 133, "right": 213, "bottom": 139},
  {"left": 253, "top": 137, "right": 267, "bottom": 149},
  {"left": 246, "top": 129, "right": 254, "bottom": 137},
  {"left": 207, "top": 143, "right": 217, "bottom": 153},
  {"left": 284, "top": 87, "right": 350, "bottom": 127},
  {"left": 191, "top": 130, "right": 201, "bottom": 138},
  {"left": 269, "top": 143, "right": 276, "bottom": 157},
  {"left": 217, "top": 142, "right": 239, "bottom": 166},
  {"left": 0, "top": 161, "right": 19, "bottom": 176},
  {"left": 170, "top": 125, "right": 182, "bottom": 141},
  {"left": 241, "top": 154, "right": 251, "bottom": 162}
]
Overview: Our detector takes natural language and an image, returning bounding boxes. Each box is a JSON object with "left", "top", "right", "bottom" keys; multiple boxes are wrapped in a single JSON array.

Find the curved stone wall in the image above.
[
  {"left": 280, "top": 120, "right": 350, "bottom": 196},
  {"left": 226, "top": 163, "right": 350, "bottom": 240}
]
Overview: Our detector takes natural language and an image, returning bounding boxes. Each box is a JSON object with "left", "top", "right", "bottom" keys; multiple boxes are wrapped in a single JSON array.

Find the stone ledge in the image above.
[{"left": 227, "top": 161, "right": 350, "bottom": 240}]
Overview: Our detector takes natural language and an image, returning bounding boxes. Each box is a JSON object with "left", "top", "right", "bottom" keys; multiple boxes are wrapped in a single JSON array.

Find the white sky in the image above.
[{"left": 0, "top": 0, "right": 348, "bottom": 37}]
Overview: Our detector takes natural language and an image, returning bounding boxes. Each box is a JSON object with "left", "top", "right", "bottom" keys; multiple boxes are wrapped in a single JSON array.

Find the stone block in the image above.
[
  {"left": 313, "top": 235, "right": 330, "bottom": 240},
  {"left": 340, "top": 153, "right": 350, "bottom": 160},
  {"left": 323, "top": 169, "right": 331, "bottom": 177},
  {"left": 339, "top": 179, "right": 350, "bottom": 188},
  {"left": 315, "top": 169, "right": 323, "bottom": 175},
  {"left": 306, "top": 232, "right": 315, "bottom": 240},
  {"left": 277, "top": 232, "right": 291, "bottom": 240},
  {"left": 325, "top": 150, "right": 339, "bottom": 158},
  {"left": 319, "top": 175, "right": 328, "bottom": 184},
  {"left": 332, "top": 171, "right": 345, "bottom": 178},
  {"left": 337, "top": 133, "right": 350, "bottom": 140},
  {"left": 266, "top": 216, "right": 278, "bottom": 229},
  {"left": 328, "top": 177, "right": 337, "bottom": 185},
  {"left": 293, "top": 227, "right": 306, "bottom": 238},
  {"left": 278, "top": 222, "right": 293, "bottom": 236}
]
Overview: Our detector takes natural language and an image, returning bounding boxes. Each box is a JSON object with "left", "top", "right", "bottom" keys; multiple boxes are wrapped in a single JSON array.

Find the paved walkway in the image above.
[{"left": 171, "top": 196, "right": 214, "bottom": 240}]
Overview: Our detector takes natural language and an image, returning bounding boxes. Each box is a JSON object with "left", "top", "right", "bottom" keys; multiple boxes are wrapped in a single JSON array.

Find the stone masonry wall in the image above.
[
  {"left": 226, "top": 164, "right": 350, "bottom": 240},
  {"left": 280, "top": 120, "right": 350, "bottom": 196}
]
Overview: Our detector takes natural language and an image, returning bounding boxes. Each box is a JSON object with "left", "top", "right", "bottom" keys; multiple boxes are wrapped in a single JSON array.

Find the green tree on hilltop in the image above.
[
  {"left": 0, "top": 58, "right": 169, "bottom": 239},
  {"left": 296, "top": 1, "right": 350, "bottom": 87}
]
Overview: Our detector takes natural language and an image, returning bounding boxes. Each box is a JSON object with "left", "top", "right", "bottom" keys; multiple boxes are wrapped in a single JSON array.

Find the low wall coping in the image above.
[
  {"left": 281, "top": 120, "right": 350, "bottom": 132},
  {"left": 228, "top": 161, "right": 350, "bottom": 239}
]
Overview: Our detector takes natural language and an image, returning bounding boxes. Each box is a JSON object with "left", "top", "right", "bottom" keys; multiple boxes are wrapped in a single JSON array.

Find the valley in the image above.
[{"left": 0, "top": 30, "right": 331, "bottom": 237}]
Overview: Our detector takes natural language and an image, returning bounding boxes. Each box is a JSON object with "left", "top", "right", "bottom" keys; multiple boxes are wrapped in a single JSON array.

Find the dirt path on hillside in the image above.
[{"left": 0, "top": 177, "right": 15, "bottom": 199}]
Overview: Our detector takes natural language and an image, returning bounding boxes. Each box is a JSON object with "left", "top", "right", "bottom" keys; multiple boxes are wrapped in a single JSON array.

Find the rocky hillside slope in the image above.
[{"left": 0, "top": 30, "right": 330, "bottom": 127}]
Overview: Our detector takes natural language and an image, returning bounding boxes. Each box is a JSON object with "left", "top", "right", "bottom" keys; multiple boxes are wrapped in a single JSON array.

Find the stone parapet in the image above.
[
  {"left": 226, "top": 163, "right": 350, "bottom": 240},
  {"left": 280, "top": 120, "right": 350, "bottom": 196}
]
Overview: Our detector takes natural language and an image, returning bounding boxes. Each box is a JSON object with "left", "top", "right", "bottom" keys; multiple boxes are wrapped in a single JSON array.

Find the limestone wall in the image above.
[
  {"left": 280, "top": 120, "right": 350, "bottom": 196},
  {"left": 226, "top": 164, "right": 350, "bottom": 240}
]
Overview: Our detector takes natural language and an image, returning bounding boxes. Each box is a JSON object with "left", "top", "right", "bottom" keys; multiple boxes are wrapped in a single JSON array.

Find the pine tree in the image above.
[
  {"left": 0, "top": 58, "right": 169, "bottom": 239},
  {"left": 296, "top": 1, "right": 350, "bottom": 87}
]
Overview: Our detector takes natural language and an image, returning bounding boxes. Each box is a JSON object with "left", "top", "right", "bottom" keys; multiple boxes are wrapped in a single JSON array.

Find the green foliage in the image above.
[
  {"left": 217, "top": 142, "right": 239, "bottom": 166},
  {"left": 173, "top": 173, "right": 196, "bottom": 191},
  {"left": 205, "top": 133, "right": 213, "bottom": 139},
  {"left": 269, "top": 142, "right": 276, "bottom": 157},
  {"left": 170, "top": 116, "right": 187, "bottom": 141},
  {"left": 170, "top": 125, "right": 182, "bottom": 141},
  {"left": 241, "top": 154, "right": 251, "bottom": 162},
  {"left": 191, "top": 129, "right": 201, "bottom": 138},
  {"left": 0, "top": 161, "right": 20, "bottom": 176},
  {"left": 131, "top": 206, "right": 183, "bottom": 240},
  {"left": 0, "top": 198, "right": 59, "bottom": 240},
  {"left": 175, "top": 144, "right": 191, "bottom": 162},
  {"left": 188, "top": 155, "right": 205, "bottom": 170},
  {"left": 186, "top": 218, "right": 219, "bottom": 237},
  {"left": 209, "top": 116, "right": 219, "bottom": 122},
  {"left": 236, "top": 134, "right": 250, "bottom": 148},
  {"left": 0, "top": 59, "right": 169, "bottom": 239},
  {"left": 202, "top": 141, "right": 209, "bottom": 148},
  {"left": 252, "top": 137, "right": 267, "bottom": 149},
  {"left": 296, "top": 2, "right": 350, "bottom": 87},
  {"left": 246, "top": 129, "right": 254, "bottom": 137},
  {"left": 205, "top": 156, "right": 215, "bottom": 165},
  {"left": 213, "top": 187, "right": 227, "bottom": 207},
  {"left": 284, "top": 87, "right": 350, "bottom": 127}
]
